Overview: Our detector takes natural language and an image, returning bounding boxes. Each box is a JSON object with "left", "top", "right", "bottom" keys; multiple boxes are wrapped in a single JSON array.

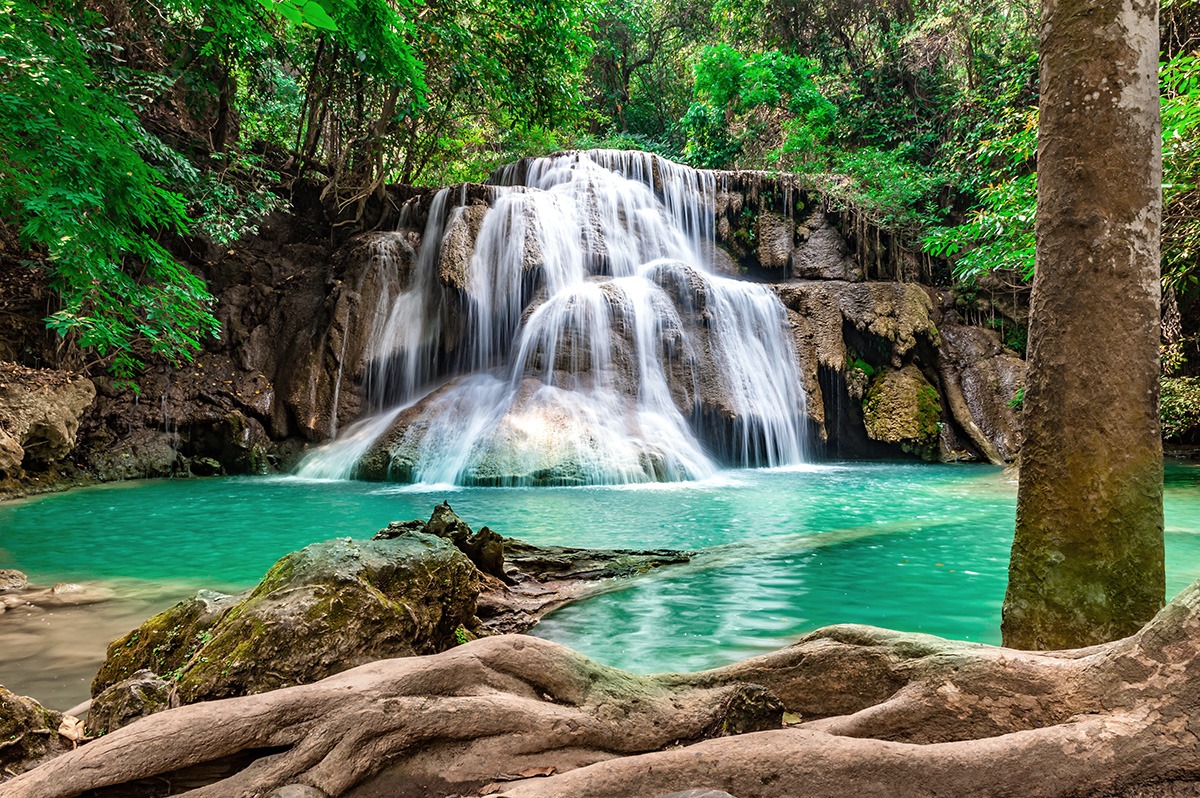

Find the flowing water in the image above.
[
  {"left": 6, "top": 463, "right": 1200, "bottom": 708},
  {"left": 297, "top": 151, "right": 808, "bottom": 485}
]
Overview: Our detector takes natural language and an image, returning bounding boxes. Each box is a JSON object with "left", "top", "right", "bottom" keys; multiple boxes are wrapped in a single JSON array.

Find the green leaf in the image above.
[{"left": 301, "top": 1, "right": 337, "bottom": 30}]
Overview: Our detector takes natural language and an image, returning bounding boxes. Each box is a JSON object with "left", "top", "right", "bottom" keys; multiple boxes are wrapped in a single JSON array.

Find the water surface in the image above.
[{"left": 4, "top": 462, "right": 1200, "bottom": 708}]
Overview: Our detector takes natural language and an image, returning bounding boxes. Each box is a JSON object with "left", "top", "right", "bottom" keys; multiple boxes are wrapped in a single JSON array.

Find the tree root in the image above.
[{"left": 7, "top": 584, "right": 1200, "bottom": 798}]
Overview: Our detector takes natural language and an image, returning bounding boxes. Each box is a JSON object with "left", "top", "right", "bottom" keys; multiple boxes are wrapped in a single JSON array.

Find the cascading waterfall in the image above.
[{"left": 297, "top": 150, "right": 808, "bottom": 485}]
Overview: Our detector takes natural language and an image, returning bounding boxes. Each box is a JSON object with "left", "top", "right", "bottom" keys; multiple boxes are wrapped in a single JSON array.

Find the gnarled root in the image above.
[{"left": 8, "top": 584, "right": 1200, "bottom": 798}]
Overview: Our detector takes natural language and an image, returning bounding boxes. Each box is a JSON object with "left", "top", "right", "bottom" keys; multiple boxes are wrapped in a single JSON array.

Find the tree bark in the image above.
[{"left": 1002, "top": 0, "right": 1164, "bottom": 649}]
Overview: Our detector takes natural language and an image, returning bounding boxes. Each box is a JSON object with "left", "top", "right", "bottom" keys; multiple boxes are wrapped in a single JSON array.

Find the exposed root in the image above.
[{"left": 8, "top": 584, "right": 1200, "bottom": 798}]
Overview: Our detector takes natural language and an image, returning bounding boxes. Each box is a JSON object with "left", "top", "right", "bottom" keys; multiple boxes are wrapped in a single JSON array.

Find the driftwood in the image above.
[{"left": 7, "top": 581, "right": 1200, "bottom": 798}]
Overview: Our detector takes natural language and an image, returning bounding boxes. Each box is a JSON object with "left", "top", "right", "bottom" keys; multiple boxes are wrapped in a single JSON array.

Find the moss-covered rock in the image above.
[
  {"left": 0, "top": 685, "right": 70, "bottom": 776},
  {"left": 92, "top": 589, "right": 236, "bottom": 695},
  {"left": 86, "top": 670, "right": 177, "bottom": 737},
  {"left": 862, "top": 365, "right": 942, "bottom": 459},
  {"left": 93, "top": 534, "right": 480, "bottom": 705}
]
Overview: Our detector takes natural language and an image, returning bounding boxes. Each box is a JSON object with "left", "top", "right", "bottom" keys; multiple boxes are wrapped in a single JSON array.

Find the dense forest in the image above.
[{"left": 3, "top": 0, "right": 1200, "bottom": 413}]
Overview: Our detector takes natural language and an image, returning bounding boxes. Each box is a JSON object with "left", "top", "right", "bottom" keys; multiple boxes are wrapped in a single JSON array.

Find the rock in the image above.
[
  {"left": 94, "top": 535, "right": 480, "bottom": 704},
  {"left": 754, "top": 210, "right": 794, "bottom": 271},
  {"left": 92, "top": 589, "right": 237, "bottom": 694},
  {"left": 791, "top": 214, "right": 861, "bottom": 281},
  {"left": 190, "top": 456, "right": 223, "bottom": 476},
  {"left": 11, "top": 582, "right": 115, "bottom": 608},
  {"left": 862, "top": 365, "right": 942, "bottom": 458},
  {"left": 86, "top": 670, "right": 178, "bottom": 737},
  {"left": 86, "top": 428, "right": 181, "bottom": 481},
  {"left": 0, "top": 428, "right": 23, "bottom": 479},
  {"left": 437, "top": 203, "right": 490, "bottom": 290},
  {"left": 0, "top": 363, "right": 94, "bottom": 478},
  {"left": 655, "top": 791, "right": 739, "bottom": 798},
  {"left": 0, "top": 569, "right": 27, "bottom": 592},
  {"left": 0, "top": 685, "right": 70, "bottom": 776},
  {"left": 938, "top": 324, "right": 1025, "bottom": 462}
]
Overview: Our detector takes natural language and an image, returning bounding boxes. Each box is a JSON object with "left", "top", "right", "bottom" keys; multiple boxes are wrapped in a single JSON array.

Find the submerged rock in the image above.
[{"left": 0, "top": 569, "right": 27, "bottom": 592}]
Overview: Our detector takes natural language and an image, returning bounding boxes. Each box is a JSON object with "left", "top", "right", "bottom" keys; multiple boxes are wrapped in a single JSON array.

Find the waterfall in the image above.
[{"left": 297, "top": 150, "right": 808, "bottom": 485}]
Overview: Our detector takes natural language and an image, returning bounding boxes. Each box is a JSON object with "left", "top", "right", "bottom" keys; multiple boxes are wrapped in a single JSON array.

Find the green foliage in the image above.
[
  {"left": 1162, "top": 53, "right": 1200, "bottom": 297},
  {"left": 1007, "top": 386, "right": 1025, "bottom": 410},
  {"left": 923, "top": 110, "right": 1037, "bottom": 282},
  {"left": 680, "top": 44, "right": 834, "bottom": 168},
  {"left": 0, "top": 0, "right": 217, "bottom": 386},
  {"left": 1162, "top": 377, "right": 1200, "bottom": 440}
]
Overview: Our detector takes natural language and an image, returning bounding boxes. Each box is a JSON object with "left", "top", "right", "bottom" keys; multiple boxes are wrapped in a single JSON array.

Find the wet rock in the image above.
[
  {"left": 190, "top": 456, "right": 224, "bottom": 476},
  {"left": 0, "top": 685, "right": 71, "bottom": 776},
  {"left": 437, "top": 203, "right": 489, "bottom": 290},
  {"left": 863, "top": 365, "right": 942, "bottom": 459},
  {"left": 94, "top": 535, "right": 479, "bottom": 704},
  {"left": 0, "top": 569, "right": 27, "bottom": 592},
  {"left": 86, "top": 669, "right": 178, "bottom": 736}
]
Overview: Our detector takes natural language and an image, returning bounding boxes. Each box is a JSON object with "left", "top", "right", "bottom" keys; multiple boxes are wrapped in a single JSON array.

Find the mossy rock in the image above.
[
  {"left": 92, "top": 589, "right": 236, "bottom": 696},
  {"left": 0, "top": 685, "right": 70, "bottom": 775},
  {"left": 862, "top": 365, "right": 942, "bottom": 459},
  {"left": 87, "top": 670, "right": 177, "bottom": 737},
  {"left": 93, "top": 534, "right": 480, "bottom": 706}
]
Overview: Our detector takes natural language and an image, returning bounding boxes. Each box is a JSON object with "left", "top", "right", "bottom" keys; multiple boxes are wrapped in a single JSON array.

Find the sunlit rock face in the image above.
[{"left": 299, "top": 151, "right": 810, "bottom": 486}]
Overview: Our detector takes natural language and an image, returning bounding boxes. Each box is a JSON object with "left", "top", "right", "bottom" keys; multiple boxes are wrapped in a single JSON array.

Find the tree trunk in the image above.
[{"left": 1002, "top": 0, "right": 1164, "bottom": 650}]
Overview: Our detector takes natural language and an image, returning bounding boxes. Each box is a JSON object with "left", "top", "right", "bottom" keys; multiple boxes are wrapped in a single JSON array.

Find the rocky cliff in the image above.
[{"left": 0, "top": 160, "right": 1026, "bottom": 494}]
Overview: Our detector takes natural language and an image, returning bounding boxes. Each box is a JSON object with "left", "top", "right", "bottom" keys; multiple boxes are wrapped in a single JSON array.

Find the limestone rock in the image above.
[
  {"left": 86, "top": 670, "right": 178, "bottom": 736},
  {"left": 0, "top": 685, "right": 70, "bottom": 776},
  {"left": 754, "top": 211, "right": 794, "bottom": 271},
  {"left": 862, "top": 365, "right": 942, "bottom": 458},
  {"left": 92, "top": 589, "right": 237, "bottom": 695},
  {"left": 437, "top": 204, "right": 489, "bottom": 290},
  {"left": 0, "top": 569, "right": 27, "bottom": 592},
  {"left": 938, "top": 324, "right": 1025, "bottom": 462},
  {"left": 791, "top": 214, "right": 861, "bottom": 281},
  {"left": 0, "top": 363, "right": 94, "bottom": 478},
  {"left": 93, "top": 536, "right": 479, "bottom": 704}
]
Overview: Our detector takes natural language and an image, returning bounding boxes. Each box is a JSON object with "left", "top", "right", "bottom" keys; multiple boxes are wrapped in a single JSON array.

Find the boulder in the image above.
[
  {"left": 92, "top": 535, "right": 479, "bottom": 704},
  {"left": 0, "top": 686, "right": 71, "bottom": 776},
  {"left": 791, "top": 214, "right": 861, "bottom": 281},
  {"left": 0, "top": 569, "right": 27, "bottom": 592},
  {"left": 437, "top": 203, "right": 490, "bottom": 290},
  {"left": 86, "top": 670, "right": 178, "bottom": 737},
  {"left": 862, "top": 365, "right": 942, "bottom": 458},
  {"left": 937, "top": 324, "right": 1025, "bottom": 462}
]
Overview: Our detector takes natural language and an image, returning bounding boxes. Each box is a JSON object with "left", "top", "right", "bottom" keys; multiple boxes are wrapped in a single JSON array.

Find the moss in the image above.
[
  {"left": 863, "top": 365, "right": 942, "bottom": 459},
  {"left": 94, "top": 534, "right": 482, "bottom": 705}
]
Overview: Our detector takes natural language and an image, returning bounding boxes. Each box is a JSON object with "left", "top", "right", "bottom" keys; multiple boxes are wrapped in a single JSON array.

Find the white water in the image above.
[{"left": 298, "top": 150, "right": 808, "bottom": 485}]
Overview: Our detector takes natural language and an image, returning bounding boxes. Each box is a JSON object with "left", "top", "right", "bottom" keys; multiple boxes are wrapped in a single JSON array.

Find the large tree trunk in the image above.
[
  {"left": 9, "top": 581, "right": 1200, "bottom": 797},
  {"left": 1002, "top": 0, "right": 1164, "bottom": 650}
]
